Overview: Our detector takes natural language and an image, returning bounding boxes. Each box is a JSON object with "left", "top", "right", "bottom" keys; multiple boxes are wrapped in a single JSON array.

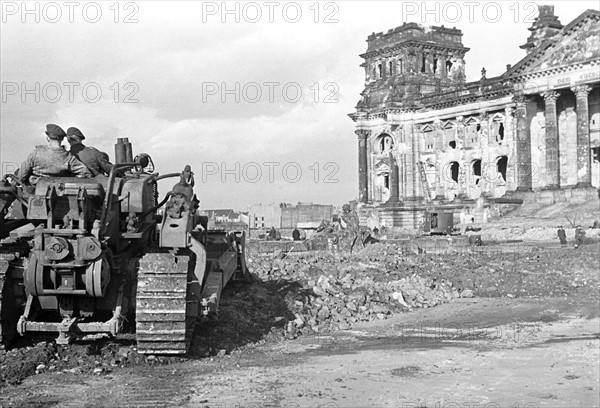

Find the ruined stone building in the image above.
[
  {"left": 349, "top": 6, "right": 599, "bottom": 227},
  {"left": 248, "top": 202, "right": 333, "bottom": 229}
]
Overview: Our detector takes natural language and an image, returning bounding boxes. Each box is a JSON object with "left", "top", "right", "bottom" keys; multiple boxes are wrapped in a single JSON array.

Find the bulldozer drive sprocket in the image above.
[{"left": 135, "top": 250, "right": 198, "bottom": 355}]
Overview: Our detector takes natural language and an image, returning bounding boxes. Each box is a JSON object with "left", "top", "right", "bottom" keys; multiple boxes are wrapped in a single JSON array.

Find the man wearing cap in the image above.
[
  {"left": 66, "top": 127, "right": 113, "bottom": 177},
  {"left": 20, "top": 124, "right": 92, "bottom": 185}
]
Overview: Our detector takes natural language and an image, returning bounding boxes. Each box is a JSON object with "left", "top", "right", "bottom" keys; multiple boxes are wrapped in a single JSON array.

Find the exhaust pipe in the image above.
[{"left": 115, "top": 138, "right": 133, "bottom": 164}]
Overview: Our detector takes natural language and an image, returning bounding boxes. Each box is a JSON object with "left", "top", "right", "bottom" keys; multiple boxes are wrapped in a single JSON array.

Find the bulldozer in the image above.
[{"left": 0, "top": 138, "right": 251, "bottom": 354}]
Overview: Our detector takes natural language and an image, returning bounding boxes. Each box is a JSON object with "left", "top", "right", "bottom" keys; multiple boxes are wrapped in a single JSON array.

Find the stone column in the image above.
[
  {"left": 433, "top": 120, "right": 444, "bottom": 198},
  {"left": 441, "top": 54, "right": 450, "bottom": 78},
  {"left": 398, "top": 126, "right": 406, "bottom": 199},
  {"left": 356, "top": 130, "right": 370, "bottom": 203},
  {"left": 543, "top": 91, "right": 560, "bottom": 188},
  {"left": 455, "top": 116, "right": 467, "bottom": 197},
  {"left": 410, "top": 123, "right": 420, "bottom": 199},
  {"left": 367, "top": 133, "right": 374, "bottom": 202},
  {"left": 572, "top": 85, "right": 592, "bottom": 187},
  {"left": 425, "top": 53, "right": 433, "bottom": 74},
  {"left": 504, "top": 106, "right": 516, "bottom": 190},
  {"left": 514, "top": 96, "right": 532, "bottom": 190},
  {"left": 387, "top": 152, "right": 400, "bottom": 204}
]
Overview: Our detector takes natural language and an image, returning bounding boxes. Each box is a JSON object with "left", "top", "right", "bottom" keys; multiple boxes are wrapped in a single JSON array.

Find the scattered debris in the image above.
[{"left": 1, "top": 240, "right": 597, "bottom": 387}]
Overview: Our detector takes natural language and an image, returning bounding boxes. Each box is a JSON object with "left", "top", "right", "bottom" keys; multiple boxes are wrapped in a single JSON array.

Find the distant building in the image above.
[
  {"left": 248, "top": 203, "right": 282, "bottom": 229},
  {"left": 239, "top": 211, "right": 249, "bottom": 226},
  {"left": 201, "top": 209, "right": 236, "bottom": 223},
  {"left": 200, "top": 209, "right": 248, "bottom": 231},
  {"left": 247, "top": 202, "right": 334, "bottom": 230},
  {"left": 280, "top": 202, "right": 333, "bottom": 229}
]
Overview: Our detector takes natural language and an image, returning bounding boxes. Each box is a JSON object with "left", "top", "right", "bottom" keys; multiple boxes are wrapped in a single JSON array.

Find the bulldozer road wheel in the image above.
[{"left": 135, "top": 250, "right": 197, "bottom": 355}]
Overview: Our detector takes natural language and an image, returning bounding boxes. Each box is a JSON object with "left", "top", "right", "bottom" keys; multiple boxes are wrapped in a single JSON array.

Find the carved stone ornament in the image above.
[
  {"left": 571, "top": 84, "right": 592, "bottom": 98},
  {"left": 544, "top": 20, "right": 599, "bottom": 68}
]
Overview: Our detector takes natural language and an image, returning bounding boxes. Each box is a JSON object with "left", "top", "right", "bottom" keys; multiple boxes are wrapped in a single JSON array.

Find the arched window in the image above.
[
  {"left": 472, "top": 159, "right": 482, "bottom": 185},
  {"left": 491, "top": 115, "right": 505, "bottom": 144},
  {"left": 377, "top": 134, "right": 394, "bottom": 154},
  {"left": 449, "top": 162, "right": 460, "bottom": 182},
  {"left": 497, "top": 156, "right": 508, "bottom": 181}
]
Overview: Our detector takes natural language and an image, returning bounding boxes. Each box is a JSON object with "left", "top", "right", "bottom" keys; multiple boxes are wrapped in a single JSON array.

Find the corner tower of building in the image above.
[{"left": 357, "top": 23, "right": 469, "bottom": 112}]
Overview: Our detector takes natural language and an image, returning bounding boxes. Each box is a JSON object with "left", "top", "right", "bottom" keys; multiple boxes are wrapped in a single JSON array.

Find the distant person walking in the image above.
[
  {"left": 574, "top": 226, "right": 585, "bottom": 249},
  {"left": 557, "top": 226, "right": 567, "bottom": 245},
  {"left": 292, "top": 228, "right": 301, "bottom": 241}
]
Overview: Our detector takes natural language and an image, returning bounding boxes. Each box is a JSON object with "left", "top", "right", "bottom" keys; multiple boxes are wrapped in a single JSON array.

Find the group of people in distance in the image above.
[
  {"left": 16, "top": 123, "right": 113, "bottom": 186},
  {"left": 557, "top": 225, "right": 587, "bottom": 248}
]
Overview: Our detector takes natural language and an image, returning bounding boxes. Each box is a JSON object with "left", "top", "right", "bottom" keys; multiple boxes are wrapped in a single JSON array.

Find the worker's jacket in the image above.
[
  {"left": 21, "top": 145, "right": 92, "bottom": 184},
  {"left": 69, "top": 143, "right": 113, "bottom": 176}
]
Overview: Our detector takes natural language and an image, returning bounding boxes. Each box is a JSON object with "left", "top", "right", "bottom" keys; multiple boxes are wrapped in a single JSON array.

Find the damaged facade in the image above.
[{"left": 349, "top": 6, "right": 600, "bottom": 228}]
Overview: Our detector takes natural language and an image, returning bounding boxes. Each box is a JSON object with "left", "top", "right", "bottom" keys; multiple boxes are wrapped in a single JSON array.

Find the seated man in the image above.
[
  {"left": 66, "top": 127, "right": 113, "bottom": 176},
  {"left": 21, "top": 124, "right": 92, "bottom": 185}
]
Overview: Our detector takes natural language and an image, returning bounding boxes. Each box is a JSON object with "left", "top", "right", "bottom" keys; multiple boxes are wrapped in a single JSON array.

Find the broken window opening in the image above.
[
  {"left": 592, "top": 147, "right": 600, "bottom": 163},
  {"left": 378, "top": 134, "right": 394, "bottom": 153},
  {"left": 473, "top": 160, "right": 482, "bottom": 176},
  {"left": 498, "top": 123, "right": 505, "bottom": 141},
  {"left": 383, "top": 174, "right": 390, "bottom": 189},
  {"left": 433, "top": 57, "right": 438, "bottom": 74},
  {"left": 450, "top": 162, "right": 460, "bottom": 182},
  {"left": 421, "top": 54, "right": 426, "bottom": 73},
  {"left": 449, "top": 141, "right": 457, "bottom": 149},
  {"left": 497, "top": 156, "right": 508, "bottom": 181},
  {"left": 476, "top": 124, "right": 481, "bottom": 132},
  {"left": 378, "top": 63, "right": 383, "bottom": 78},
  {"left": 388, "top": 61, "right": 394, "bottom": 76},
  {"left": 472, "top": 160, "right": 482, "bottom": 185},
  {"left": 446, "top": 59, "right": 453, "bottom": 73},
  {"left": 399, "top": 59, "right": 403, "bottom": 74}
]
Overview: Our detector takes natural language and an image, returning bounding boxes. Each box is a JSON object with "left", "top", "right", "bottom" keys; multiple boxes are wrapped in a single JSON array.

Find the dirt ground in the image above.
[
  {"left": 0, "top": 296, "right": 598, "bottom": 408},
  {"left": 0, "top": 237, "right": 598, "bottom": 408}
]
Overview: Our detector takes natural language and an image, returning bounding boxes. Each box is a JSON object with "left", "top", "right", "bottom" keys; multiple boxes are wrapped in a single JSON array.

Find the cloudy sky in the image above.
[{"left": 1, "top": 0, "right": 597, "bottom": 209}]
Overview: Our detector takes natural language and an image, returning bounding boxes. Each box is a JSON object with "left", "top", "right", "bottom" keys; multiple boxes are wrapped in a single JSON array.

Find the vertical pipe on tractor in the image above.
[{"left": 115, "top": 138, "right": 134, "bottom": 164}]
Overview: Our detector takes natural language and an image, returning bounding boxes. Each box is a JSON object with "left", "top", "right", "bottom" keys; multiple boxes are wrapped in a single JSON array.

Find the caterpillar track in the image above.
[
  {"left": 135, "top": 250, "right": 199, "bottom": 355},
  {"left": 0, "top": 257, "right": 11, "bottom": 350},
  {"left": 0, "top": 245, "right": 28, "bottom": 350}
]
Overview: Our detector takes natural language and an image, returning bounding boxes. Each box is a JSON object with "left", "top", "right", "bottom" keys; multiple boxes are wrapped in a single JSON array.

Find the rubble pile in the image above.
[
  {"left": 477, "top": 226, "right": 600, "bottom": 242},
  {"left": 246, "top": 240, "right": 599, "bottom": 336},
  {"left": 246, "top": 243, "right": 461, "bottom": 334}
]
